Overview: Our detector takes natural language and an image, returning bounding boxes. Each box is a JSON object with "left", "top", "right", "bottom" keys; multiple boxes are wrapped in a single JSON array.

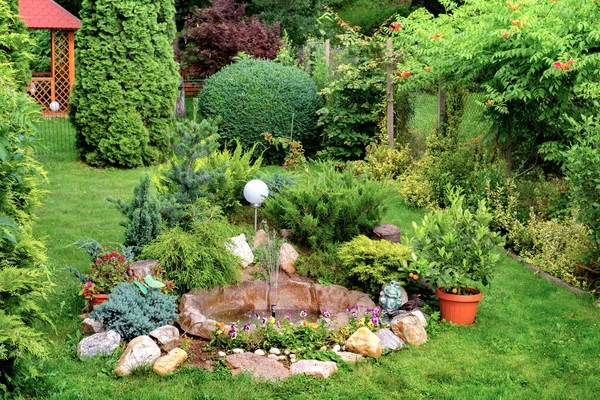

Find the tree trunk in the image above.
[{"left": 174, "top": 79, "right": 186, "bottom": 117}]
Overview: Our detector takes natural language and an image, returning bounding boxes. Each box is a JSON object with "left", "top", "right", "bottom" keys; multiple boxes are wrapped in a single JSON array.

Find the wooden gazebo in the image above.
[{"left": 19, "top": 0, "right": 81, "bottom": 117}]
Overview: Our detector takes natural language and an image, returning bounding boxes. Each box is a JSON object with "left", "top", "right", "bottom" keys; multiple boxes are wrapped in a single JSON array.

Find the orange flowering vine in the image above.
[
  {"left": 507, "top": 1, "right": 523, "bottom": 11},
  {"left": 396, "top": 70, "right": 411, "bottom": 79},
  {"left": 389, "top": 22, "right": 402, "bottom": 31},
  {"left": 554, "top": 58, "right": 574, "bottom": 71},
  {"left": 510, "top": 19, "right": 522, "bottom": 27},
  {"left": 432, "top": 33, "right": 444, "bottom": 40},
  {"left": 502, "top": 31, "right": 511, "bottom": 39},
  {"left": 425, "top": 64, "right": 431, "bottom": 73}
]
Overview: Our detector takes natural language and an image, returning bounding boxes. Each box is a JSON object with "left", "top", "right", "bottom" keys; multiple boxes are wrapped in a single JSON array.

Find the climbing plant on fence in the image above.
[{"left": 387, "top": 0, "right": 600, "bottom": 172}]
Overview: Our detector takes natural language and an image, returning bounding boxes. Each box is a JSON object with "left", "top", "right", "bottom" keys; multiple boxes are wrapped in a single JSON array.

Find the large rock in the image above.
[
  {"left": 149, "top": 325, "right": 180, "bottom": 351},
  {"left": 153, "top": 348, "right": 187, "bottom": 375},
  {"left": 315, "top": 285, "right": 376, "bottom": 314},
  {"left": 290, "top": 360, "right": 338, "bottom": 379},
  {"left": 344, "top": 327, "right": 382, "bottom": 358},
  {"left": 394, "top": 310, "right": 428, "bottom": 327},
  {"left": 81, "top": 317, "right": 104, "bottom": 336},
  {"left": 227, "top": 234, "right": 254, "bottom": 268},
  {"left": 114, "top": 336, "right": 161, "bottom": 376},
  {"left": 390, "top": 315, "right": 427, "bottom": 346},
  {"left": 224, "top": 353, "right": 290, "bottom": 381},
  {"left": 279, "top": 243, "right": 299, "bottom": 275},
  {"left": 129, "top": 259, "right": 158, "bottom": 279},
  {"left": 376, "top": 328, "right": 404, "bottom": 351},
  {"left": 252, "top": 229, "right": 269, "bottom": 250},
  {"left": 77, "top": 330, "right": 120, "bottom": 359}
]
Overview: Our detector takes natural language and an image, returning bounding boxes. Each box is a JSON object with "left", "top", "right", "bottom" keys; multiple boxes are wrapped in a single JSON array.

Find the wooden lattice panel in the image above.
[
  {"left": 28, "top": 78, "right": 53, "bottom": 114},
  {"left": 52, "top": 30, "right": 71, "bottom": 114}
]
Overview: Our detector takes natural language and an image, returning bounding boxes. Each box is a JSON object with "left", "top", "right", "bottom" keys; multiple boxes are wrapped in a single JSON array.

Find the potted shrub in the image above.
[
  {"left": 71, "top": 241, "right": 132, "bottom": 309},
  {"left": 411, "top": 186, "right": 505, "bottom": 325}
]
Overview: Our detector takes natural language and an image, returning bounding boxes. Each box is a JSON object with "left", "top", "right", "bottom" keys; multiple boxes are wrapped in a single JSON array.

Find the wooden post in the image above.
[
  {"left": 50, "top": 30, "right": 56, "bottom": 105},
  {"left": 386, "top": 40, "right": 394, "bottom": 149},
  {"left": 437, "top": 80, "right": 446, "bottom": 134},
  {"left": 68, "top": 31, "right": 75, "bottom": 90},
  {"left": 325, "top": 39, "right": 331, "bottom": 68}
]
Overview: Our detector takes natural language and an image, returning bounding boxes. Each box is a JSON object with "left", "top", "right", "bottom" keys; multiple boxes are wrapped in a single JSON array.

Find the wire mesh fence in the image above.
[{"left": 33, "top": 117, "right": 77, "bottom": 157}]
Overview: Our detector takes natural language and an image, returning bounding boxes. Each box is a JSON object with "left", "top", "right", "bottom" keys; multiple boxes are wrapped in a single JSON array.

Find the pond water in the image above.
[{"left": 208, "top": 308, "right": 321, "bottom": 325}]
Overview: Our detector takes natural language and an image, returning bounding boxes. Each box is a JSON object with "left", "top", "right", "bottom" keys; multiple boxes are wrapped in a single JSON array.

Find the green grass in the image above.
[{"left": 31, "top": 150, "right": 600, "bottom": 400}]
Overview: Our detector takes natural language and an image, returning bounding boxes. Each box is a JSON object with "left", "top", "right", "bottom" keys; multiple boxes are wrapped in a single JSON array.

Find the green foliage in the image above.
[
  {"left": 351, "top": 136, "right": 412, "bottom": 182},
  {"left": 0, "top": 12, "right": 51, "bottom": 393},
  {"left": 562, "top": 117, "right": 600, "bottom": 257},
  {"left": 141, "top": 216, "right": 242, "bottom": 294},
  {"left": 195, "top": 141, "right": 262, "bottom": 214},
  {"left": 256, "top": 171, "right": 295, "bottom": 197},
  {"left": 90, "top": 283, "right": 178, "bottom": 342},
  {"left": 70, "top": 0, "right": 179, "bottom": 168},
  {"left": 390, "top": 0, "right": 600, "bottom": 171},
  {"left": 263, "top": 162, "right": 389, "bottom": 250},
  {"left": 107, "top": 175, "right": 162, "bottom": 258},
  {"left": 197, "top": 59, "right": 321, "bottom": 163},
  {"left": 78, "top": 246, "right": 131, "bottom": 297},
  {"left": 317, "top": 29, "right": 387, "bottom": 159},
  {"left": 338, "top": 235, "right": 413, "bottom": 298},
  {"left": 411, "top": 186, "right": 505, "bottom": 294},
  {"left": 295, "top": 246, "right": 341, "bottom": 285}
]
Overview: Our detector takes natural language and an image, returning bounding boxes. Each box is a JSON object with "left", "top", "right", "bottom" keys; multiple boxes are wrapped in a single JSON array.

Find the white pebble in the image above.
[
  {"left": 290, "top": 358, "right": 297, "bottom": 363},
  {"left": 289, "top": 354, "right": 296, "bottom": 359},
  {"left": 232, "top": 348, "right": 244, "bottom": 354},
  {"left": 267, "top": 354, "right": 279, "bottom": 360},
  {"left": 284, "top": 349, "right": 291, "bottom": 355},
  {"left": 320, "top": 346, "right": 327, "bottom": 351},
  {"left": 254, "top": 349, "right": 265, "bottom": 356},
  {"left": 277, "top": 355, "right": 286, "bottom": 361},
  {"left": 269, "top": 348, "right": 281, "bottom": 355},
  {"left": 332, "top": 345, "right": 341, "bottom": 353},
  {"left": 218, "top": 351, "right": 226, "bottom": 357}
]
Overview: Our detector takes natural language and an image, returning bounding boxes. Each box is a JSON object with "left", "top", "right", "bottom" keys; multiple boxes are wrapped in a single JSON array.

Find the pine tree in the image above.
[{"left": 70, "top": 0, "right": 179, "bottom": 168}]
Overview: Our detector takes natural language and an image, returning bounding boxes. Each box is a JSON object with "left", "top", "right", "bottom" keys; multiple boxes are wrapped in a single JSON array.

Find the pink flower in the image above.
[
  {"left": 86, "top": 281, "right": 93, "bottom": 288},
  {"left": 285, "top": 313, "right": 291, "bottom": 320},
  {"left": 553, "top": 61, "right": 562, "bottom": 69},
  {"left": 282, "top": 163, "right": 287, "bottom": 169}
]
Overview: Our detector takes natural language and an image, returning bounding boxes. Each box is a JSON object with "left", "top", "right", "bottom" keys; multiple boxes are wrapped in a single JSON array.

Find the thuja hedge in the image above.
[
  {"left": 197, "top": 59, "right": 320, "bottom": 163},
  {"left": 70, "top": 0, "right": 179, "bottom": 168}
]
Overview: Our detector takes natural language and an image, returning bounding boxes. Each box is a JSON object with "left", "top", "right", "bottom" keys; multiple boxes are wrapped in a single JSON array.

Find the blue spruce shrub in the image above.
[
  {"left": 90, "top": 283, "right": 178, "bottom": 342},
  {"left": 197, "top": 59, "right": 321, "bottom": 163}
]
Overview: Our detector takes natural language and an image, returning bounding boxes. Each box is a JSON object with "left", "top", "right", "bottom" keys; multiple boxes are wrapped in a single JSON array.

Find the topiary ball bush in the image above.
[{"left": 197, "top": 59, "right": 321, "bottom": 164}]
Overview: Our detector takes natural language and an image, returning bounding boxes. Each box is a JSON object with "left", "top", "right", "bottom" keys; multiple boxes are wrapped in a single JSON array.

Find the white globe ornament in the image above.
[
  {"left": 243, "top": 179, "right": 269, "bottom": 206},
  {"left": 49, "top": 101, "right": 60, "bottom": 112}
]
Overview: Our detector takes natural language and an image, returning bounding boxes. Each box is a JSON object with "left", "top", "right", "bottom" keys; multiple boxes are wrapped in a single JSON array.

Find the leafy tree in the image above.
[
  {"left": 70, "top": 0, "right": 179, "bottom": 168},
  {"left": 388, "top": 0, "right": 600, "bottom": 172},
  {"left": 181, "top": 0, "right": 281, "bottom": 78},
  {"left": 2, "top": 0, "right": 31, "bottom": 88}
]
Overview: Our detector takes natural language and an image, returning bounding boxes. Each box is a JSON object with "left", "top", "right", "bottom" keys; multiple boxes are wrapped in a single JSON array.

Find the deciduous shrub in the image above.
[
  {"left": 181, "top": 0, "right": 281, "bottom": 78},
  {"left": 197, "top": 59, "right": 321, "bottom": 163},
  {"left": 263, "top": 162, "right": 389, "bottom": 250},
  {"left": 338, "top": 235, "right": 413, "bottom": 298},
  {"left": 141, "top": 217, "right": 242, "bottom": 293},
  {"left": 90, "top": 283, "right": 178, "bottom": 342},
  {"left": 351, "top": 136, "right": 412, "bottom": 182},
  {"left": 70, "top": 0, "right": 179, "bottom": 168}
]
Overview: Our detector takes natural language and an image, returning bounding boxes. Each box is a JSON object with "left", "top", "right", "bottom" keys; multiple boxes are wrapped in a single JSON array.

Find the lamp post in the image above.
[
  {"left": 49, "top": 101, "right": 60, "bottom": 119},
  {"left": 243, "top": 179, "right": 269, "bottom": 230}
]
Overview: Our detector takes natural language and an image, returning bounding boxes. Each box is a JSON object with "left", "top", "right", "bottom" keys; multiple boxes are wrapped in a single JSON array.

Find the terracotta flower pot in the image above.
[
  {"left": 89, "top": 294, "right": 109, "bottom": 310},
  {"left": 436, "top": 288, "right": 482, "bottom": 325}
]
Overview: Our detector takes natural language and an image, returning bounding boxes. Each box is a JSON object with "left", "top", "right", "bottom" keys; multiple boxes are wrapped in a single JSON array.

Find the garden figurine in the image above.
[{"left": 379, "top": 281, "right": 403, "bottom": 322}]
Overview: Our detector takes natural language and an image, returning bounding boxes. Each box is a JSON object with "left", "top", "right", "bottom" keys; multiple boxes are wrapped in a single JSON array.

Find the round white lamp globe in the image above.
[
  {"left": 243, "top": 179, "right": 269, "bottom": 206},
  {"left": 49, "top": 101, "right": 60, "bottom": 112}
]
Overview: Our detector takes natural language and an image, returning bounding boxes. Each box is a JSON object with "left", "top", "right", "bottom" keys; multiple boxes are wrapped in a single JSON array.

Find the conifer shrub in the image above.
[
  {"left": 70, "top": 0, "right": 179, "bottom": 168},
  {"left": 107, "top": 175, "right": 162, "bottom": 258},
  {"left": 338, "top": 235, "right": 413, "bottom": 298},
  {"left": 141, "top": 216, "right": 242, "bottom": 294},
  {"left": 90, "top": 283, "right": 178, "bottom": 342},
  {"left": 263, "top": 162, "right": 389, "bottom": 250},
  {"left": 197, "top": 59, "right": 321, "bottom": 163}
]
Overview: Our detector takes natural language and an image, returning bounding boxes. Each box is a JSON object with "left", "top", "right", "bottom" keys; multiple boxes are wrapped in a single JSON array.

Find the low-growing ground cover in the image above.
[{"left": 32, "top": 151, "right": 600, "bottom": 399}]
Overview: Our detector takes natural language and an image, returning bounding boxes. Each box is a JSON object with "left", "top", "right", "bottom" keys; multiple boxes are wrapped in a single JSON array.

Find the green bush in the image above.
[
  {"left": 197, "top": 59, "right": 320, "bottom": 163},
  {"left": 338, "top": 235, "right": 413, "bottom": 298},
  {"left": 70, "top": 0, "right": 179, "bottom": 168},
  {"left": 563, "top": 117, "right": 600, "bottom": 257},
  {"left": 108, "top": 175, "right": 162, "bottom": 258},
  {"left": 90, "top": 283, "right": 178, "bottom": 342},
  {"left": 295, "top": 246, "right": 341, "bottom": 286},
  {"left": 0, "top": 6, "right": 51, "bottom": 394},
  {"left": 263, "top": 162, "right": 389, "bottom": 250},
  {"left": 411, "top": 186, "right": 505, "bottom": 294},
  {"left": 351, "top": 136, "right": 412, "bottom": 182},
  {"left": 141, "top": 217, "right": 242, "bottom": 294}
]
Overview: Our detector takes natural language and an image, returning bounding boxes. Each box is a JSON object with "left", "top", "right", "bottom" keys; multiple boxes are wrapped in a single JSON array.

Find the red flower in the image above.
[
  {"left": 507, "top": 1, "right": 523, "bottom": 11},
  {"left": 389, "top": 22, "right": 402, "bottom": 31},
  {"left": 554, "top": 58, "right": 574, "bottom": 71},
  {"left": 432, "top": 33, "right": 444, "bottom": 40}
]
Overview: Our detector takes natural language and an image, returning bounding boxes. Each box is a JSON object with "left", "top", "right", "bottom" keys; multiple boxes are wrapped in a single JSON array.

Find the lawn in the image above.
[{"left": 32, "top": 148, "right": 600, "bottom": 400}]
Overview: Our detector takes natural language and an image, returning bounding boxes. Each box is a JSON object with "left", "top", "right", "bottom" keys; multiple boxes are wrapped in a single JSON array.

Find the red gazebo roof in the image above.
[{"left": 19, "top": 0, "right": 81, "bottom": 30}]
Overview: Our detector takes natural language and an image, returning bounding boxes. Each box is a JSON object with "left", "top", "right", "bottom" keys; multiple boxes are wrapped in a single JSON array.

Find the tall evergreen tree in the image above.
[
  {"left": 70, "top": 0, "right": 179, "bottom": 168},
  {"left": 2, "top": 0, "right": 31, "bottom": 88}
]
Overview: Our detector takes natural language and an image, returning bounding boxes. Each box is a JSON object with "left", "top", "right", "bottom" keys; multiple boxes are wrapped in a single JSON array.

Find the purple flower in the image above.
[
  {"left": 242, "top": 323, "right": 251, "bottom": 331},
  {"left": 322, "top": 309, "right": 331, "bottom": 318},
  {"left": 351, "top": 311, "right": 358, "bottom": 318},
  {"left": 300, "top": 310, "right": 307, "bottom": 318},
  {"left": 285, "top": 313, "right": 291, "bottom": 320},
  {"left": 346, "top": 306, "right": 352, "bottom": 312},
  {"left": 374, "top": 306, "right": 381, "bottom": 314},
  {"left": 354, "top": 304, "right": 360, "bottom": 310},
  {"left": 262, "top": 317, "right": 268, "bottom": 325},
  {"left": 228, "top": 324, "right": 237, "bottom": 339},
  {"left": 371, "top": 314, "right": 379, "bottom": 325},
  {"left": 86, "top": 281, "right": 93, "bottom": 288}
]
